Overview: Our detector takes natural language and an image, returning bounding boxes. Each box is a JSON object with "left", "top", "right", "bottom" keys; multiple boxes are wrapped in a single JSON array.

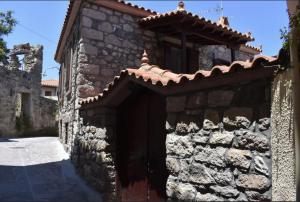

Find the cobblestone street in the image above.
[{"left": 0, "top": 137, "right": 102, "bottom": 202}]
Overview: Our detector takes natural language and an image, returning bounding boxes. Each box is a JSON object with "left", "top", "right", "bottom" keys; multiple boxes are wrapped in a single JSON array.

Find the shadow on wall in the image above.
[
  {"left": 0, "top": 159, "right": 101, "bottom": 202},
  {"left": 19, "top": 127, "right": 59, "bottom": 138}
]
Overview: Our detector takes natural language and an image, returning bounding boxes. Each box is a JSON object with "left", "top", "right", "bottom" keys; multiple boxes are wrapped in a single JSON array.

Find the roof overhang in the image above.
[
  {"left": 139, "top": 11, "right": 254, "bottom": 46},
  {"left": 80, "top": 55, "right": 278, "bottom": 110}
]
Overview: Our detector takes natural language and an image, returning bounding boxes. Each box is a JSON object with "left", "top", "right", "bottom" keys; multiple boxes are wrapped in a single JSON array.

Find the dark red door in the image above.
[{"left": 116, "top": 91, "right": 167, "bottom": 202}]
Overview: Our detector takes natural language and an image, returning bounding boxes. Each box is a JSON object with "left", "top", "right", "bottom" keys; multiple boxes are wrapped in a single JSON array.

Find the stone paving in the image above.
[{"left": 0, "top": 137, "right": 102, "bottom": 202}]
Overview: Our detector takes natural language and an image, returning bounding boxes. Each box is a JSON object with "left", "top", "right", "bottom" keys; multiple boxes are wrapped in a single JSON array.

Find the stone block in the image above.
[
  {"left": 236, "top": 174, "right": 271, "bottom": 191},
  {"left": 99, "top": 22, "right": 113, "bottom": 33},
  {"left": 209, "top": 131, "right": 234, "bottom": 146},
  {"left": 109, "top": 15, "right": 119, "bottom": 23},
  {"left": 223, "top": 116, "right": 251, "bottom": 130},
  {"left": 175, "top": 122, "right": 189, "bottom": 135},
  {"left": 194, "top": 146, "right": 227, "bottom": 167},
  {"left": 226, "top": 148, "right": 252, "bottom": 170},
  {"left": 189, "top": 163, "right": 215, "bottom": 185},
  {"left": 192, "top": 130, "right": 210, "bottom": 144},
  {"left": 210, "top": 185, "right": 239, "bottom": 198},
  {"left": 79, "top": 43, "right": 98, "bottom": 55},
  {"left": 78, "top": 63, "right": 100, "bottom": 75},
  {"left": 245, "top": 191, "right": 271, "bottom": 201},
  {"left": 82, "top": 16, "right": 92, "bottom": 27},
  {"left": 235, "top": 130, "right": 269, "bottom": 151},
  {"left": 104, "top": 34, "right": 121, "bottom": 47},
  {"left": 169, "top": 181, "right": 196, "bottom": 201},
  {"left": 188, "top": 122, "right": 200, "bottom": 133},
  {"left": 224, "top": 107, "right": 253, "bottom": 121},
  {"left": 166, "top": 134, "right": 194, "bottom": 158},
  {"left": 76, "top": 74, "right": 88, "bottom": 85},
  {"left": 257, "top": 118, "right": 270, "bottom": 131},
  {"left": 254, "top": 156, "right": 269, "bottom": 176},
  {"left": 123, "top": 24, "right": 133, "bottom": 32},
  {"left": 82, "top": 28, "right": 104, "bottom": 41},
  {"left": 166, "top": 96, "right": 186, "bottom": 112},
  {"left": 203, "top": 119, "right": 219, "bottom": 131},
  {"left": 82, "top": 8, "right": 106, "bottom": 20},
  {"left": 96, "top": 140, "right": 108, "bottom": 151},
  {"left": 166, "top": 157, "right": 181, "bottom": 176},
  {"left": 195, "top": 192, "right": 223, "bottom": 201},
  {"left": 208, "top": 168, "right": 234, "bottom": 186},
  {"left": 208, "top": 90, "right": 234, "bottom": 107},
  {"left": 77, "top": 85, "right": 100, "bottom": 98}
]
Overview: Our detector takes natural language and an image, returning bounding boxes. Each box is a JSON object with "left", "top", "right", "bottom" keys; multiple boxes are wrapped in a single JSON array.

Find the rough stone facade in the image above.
[
  {"left": 74, "top": 108, "right": 117, "bottom": 202},
  {"left": 0, "top": 43, "right": 57, "bottom": 136},
  {"left": 71, "top": 77, "right": 272, "bottom": 201},
  {"left": 165, "top": 80, "right": 272, "bottom": 201},
  {"left": 59, "top": 1, "right": 259, "bottom": 153},
  {"left": 57, "top": 1, "right": 267, "bottom": 201}
]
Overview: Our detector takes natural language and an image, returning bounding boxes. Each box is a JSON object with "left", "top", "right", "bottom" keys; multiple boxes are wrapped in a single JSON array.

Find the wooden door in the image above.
[{"left": 116, "top": 91, "right": 167, "bottom": 202}]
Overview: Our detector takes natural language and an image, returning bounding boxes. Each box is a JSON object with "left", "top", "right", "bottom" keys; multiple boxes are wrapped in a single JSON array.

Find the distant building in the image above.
[
  {"left": 0, "top": 43, "right": 57, "bottom": 136},
  {"left": 41, "top": 80, "right": 59, "bottom": 100}
]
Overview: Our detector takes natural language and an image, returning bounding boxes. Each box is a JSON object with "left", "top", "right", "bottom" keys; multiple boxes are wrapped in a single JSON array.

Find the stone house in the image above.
[
  {"left": 0, "top": 43, "right": 57, "bottom": 136},
  {"left": 56, "top": 0, "right": 294, "bottom": 201},
  {"left": 41, "top": 79, "right": 59, "bottom": 100}
]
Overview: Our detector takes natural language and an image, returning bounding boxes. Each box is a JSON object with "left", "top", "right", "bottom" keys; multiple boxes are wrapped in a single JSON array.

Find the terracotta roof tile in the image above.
[
  {"left": 140, "top": 10, "right": 254, "bottom": 42},
  {"left": 79, "top": 55, "right": 277, "bottom": 106},
  {"left": 41, "top": 80, "right": 59, "bottom": 87}
]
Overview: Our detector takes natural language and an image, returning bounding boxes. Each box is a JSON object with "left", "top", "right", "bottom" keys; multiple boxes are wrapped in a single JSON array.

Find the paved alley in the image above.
[{"left": 0, "top": 137, "right": 102, "bottom": 202}]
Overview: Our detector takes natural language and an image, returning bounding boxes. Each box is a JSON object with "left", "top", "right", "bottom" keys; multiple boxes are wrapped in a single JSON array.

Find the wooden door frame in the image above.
[{"left": 115, "top": 89, "right": 167, "bottom": 202}]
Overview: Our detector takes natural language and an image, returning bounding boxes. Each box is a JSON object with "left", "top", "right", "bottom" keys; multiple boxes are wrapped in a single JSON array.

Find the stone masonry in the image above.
[
  {"left": 72, "top": 76, "right": 272, "bottom": 201},
  {"left": 165, "top": 80, "right": 272, "bottom": 201},
  {"left": 0, "top": 43, "right": 57, "bottom": 136},
  {"left": 59, "top": 1, "right": 259, "bottom": 153}
]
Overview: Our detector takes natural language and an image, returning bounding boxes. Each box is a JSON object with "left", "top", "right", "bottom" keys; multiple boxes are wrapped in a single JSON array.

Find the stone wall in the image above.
[
  {"left": 165, "top": 79, "right": 272, "bottom": 201},
  {"left": 73, "top": 108, "right": 117, "bottom": 202},
  {"left": 0, "top": 43, "right": 57, "bottom": 137},
  {"left": 59, "top": 1, "right": 259, "bottom": 152},
  {"left": 77, "top": 2, "right": 160, "bottom": 98},
  {"left": 198, "top": 45, "right": 257, "bottom": 70}
]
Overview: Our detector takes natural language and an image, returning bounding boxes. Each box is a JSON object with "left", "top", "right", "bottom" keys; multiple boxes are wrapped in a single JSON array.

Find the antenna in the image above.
[{"left": 198, "top": 2, "right": 223, "bottom": 16}]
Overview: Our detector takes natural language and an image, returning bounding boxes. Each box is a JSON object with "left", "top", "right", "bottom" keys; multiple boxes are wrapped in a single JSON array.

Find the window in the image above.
[
  {"left": 165, "top": 46, "right": 182, "bottom": 73},
  {"left": 164, "top": 43, "right": 199, "bottom": 73},
  {"left": 45, "top": 91, "right": 52, "bottom": 96}
]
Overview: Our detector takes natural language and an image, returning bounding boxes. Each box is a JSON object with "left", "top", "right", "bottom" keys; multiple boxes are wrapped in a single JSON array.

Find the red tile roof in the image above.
[
  {"left": 41, "top": 80, "right": 59, "bottom": 88},
  {"left": 80, "top": 54, "right": 278, "bottom": 106},
  {"left": 245, "top": 44, "right": 262, "bottom": 52},
  {"left": 140, "top": 10, "right": 254, "bottom": 43}
]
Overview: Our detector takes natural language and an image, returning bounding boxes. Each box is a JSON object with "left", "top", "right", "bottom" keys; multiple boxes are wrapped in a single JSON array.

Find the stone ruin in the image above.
[{"left": 0, "top": 43, "right": 57, "bottom": 137}]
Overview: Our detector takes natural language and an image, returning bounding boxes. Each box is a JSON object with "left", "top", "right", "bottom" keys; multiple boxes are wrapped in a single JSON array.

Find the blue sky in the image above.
[{"left": 2, "top": 1, "right": 289, "bottom": 80}]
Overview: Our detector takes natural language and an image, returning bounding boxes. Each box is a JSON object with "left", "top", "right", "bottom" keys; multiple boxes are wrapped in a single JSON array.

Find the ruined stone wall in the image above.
[
  {"left": 165, "top": 79, "right": 272, "bottom": 201},
  {"left": 0, "top": 44, "right": 57, "bottom": 136}
]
